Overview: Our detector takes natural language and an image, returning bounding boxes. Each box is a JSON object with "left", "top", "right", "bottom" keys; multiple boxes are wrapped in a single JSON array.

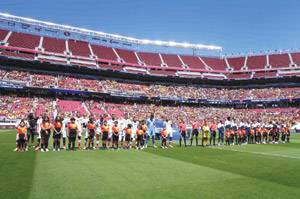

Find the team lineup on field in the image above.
[{"left": 15, "top": 111, "right": 295, "bottom": 152}]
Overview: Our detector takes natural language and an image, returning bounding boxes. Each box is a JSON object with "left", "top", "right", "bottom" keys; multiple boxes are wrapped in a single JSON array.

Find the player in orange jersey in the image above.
[
  {"left": 52, "top": 116, "right": 63, "bottom": 151},
  {"left": 161, "top": 128, "right": 168, "bottom": 149},
  {"left": 40, "top": 116, "right": 52, "bottom": 152},
  {"left": 124, "top": 124, "right": 133, "bottom": 149},
  {"left": 136, "top": 125, "right": 144, "bottom": 150},
  {"left": 67, "top": 117, "right": 78, "bottom": 151},
  {"left": 112, "top": 121, "right": 120, "bottom": 149},
  {"left": 86, "top": 117, "right": 96, "bottom": 149},
  {"left": 16, "top": 120, "right": 28, "bottom": 152},
  {"left": 101, "top": 120, "right": 110, "bottom": 149}
]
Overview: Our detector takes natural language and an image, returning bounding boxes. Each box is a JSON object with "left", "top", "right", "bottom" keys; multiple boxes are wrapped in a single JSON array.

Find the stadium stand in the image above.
[
  {"left": 161, "top": 54, "right": 183, "bottom": 68},
  {"left": 114, "top": 48, "right": 139, "bottom": 64},
  {"left": 137, "top": 52, "right": 162, "bottom": 66},
  {"left": 0, "top": 29, "right": 8, "bottom": 41},
  {"left": 1, "top": 96, "right": 299, "bottom": 126},
  {"left": 57, "top": 99, "right": 87, "bottom": 115},
  {"left": 227, "top": 57, "right": 246, "bottom": 71},
  {"left": 42, "top": 36, "right": 66, "bottom": 54},
  {"left": 246, "top": 55, "right": 267, "bottom": 70},
  {"left": 291, "top": 52, "right": 300, "bottom": 66},
  {"left": 269, "top": 53, "right": 290, "bottom": 68},
  {"left": 1, "top": 28, "right": 300, "bottom": 81},
  {"left": 68, "top": 40, "right": 91, "bottom": 57},
  {"left": 179, "top": 55, "right": 206, "bottom": 69},
  {"left": 91, "top": 44, "right": 118, "bottom": 61},
  {"left": 200, "top": 57, "right": 226, "bottom": 71},
  {"left": 7, "top": 32, "right": 40, "bottom": 49}
]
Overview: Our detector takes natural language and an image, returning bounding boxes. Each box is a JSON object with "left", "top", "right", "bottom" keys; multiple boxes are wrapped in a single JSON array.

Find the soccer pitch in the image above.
[{"left": 1, "top": 130, "right": 300, "bottom": 199}]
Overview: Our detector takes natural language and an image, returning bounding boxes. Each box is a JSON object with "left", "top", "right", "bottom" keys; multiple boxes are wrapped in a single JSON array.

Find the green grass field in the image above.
[{"left": 1, "top": 130, "right": 300, "bottom": 199}]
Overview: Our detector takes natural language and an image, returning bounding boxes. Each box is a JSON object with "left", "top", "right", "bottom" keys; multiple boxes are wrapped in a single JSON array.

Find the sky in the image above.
[{"left": 0, "top": 0, "right": 300, "bottom": 55}]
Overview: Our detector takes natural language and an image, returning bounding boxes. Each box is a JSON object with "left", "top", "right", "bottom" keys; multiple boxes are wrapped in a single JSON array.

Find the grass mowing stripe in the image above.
[
  {"left": 144, "top": 145, "right": 300, "bottom": 189},
  {"left": 211, "top": 146, "right": 300, "bottom": 159},
  {"left": 28, "top": 149, "right": 240, "bottom": 199},
  {"left": 0, "top": 131, "right": 37, "bottom": 199}
]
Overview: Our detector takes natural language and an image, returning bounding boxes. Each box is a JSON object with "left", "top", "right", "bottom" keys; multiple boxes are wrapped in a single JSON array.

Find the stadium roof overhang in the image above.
[{"left": 0, "top": 12, "right": 222, "bottom": 51}]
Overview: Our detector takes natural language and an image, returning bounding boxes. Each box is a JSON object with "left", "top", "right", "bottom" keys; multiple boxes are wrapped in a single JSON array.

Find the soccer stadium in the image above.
[{"left": 1, "top": 1, "right": 300, "bottom": 199}]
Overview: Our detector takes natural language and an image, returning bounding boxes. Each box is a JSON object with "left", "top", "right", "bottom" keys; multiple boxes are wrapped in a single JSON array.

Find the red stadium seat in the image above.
[
  {"left": 291, "top": 52, "right": 300, "bottom": 66},
  {"left": 91, "top": 44, "right": 118, "bottom": 61},
  {"left": 269, "top": 53, "right": 290, "bottom": 68},
  {"left": 68, "top": 40, "right": 91, "bottom": 57},
  {"left": 7, "top": 32, "right": 40, "bottom": 49},
  {"left": 161, "top": 54, "right": 183, "bottom": 68},
  {"left": 114, "top": 48, "right": 139, "bottom": 64},
  {"left": 0, "top": 51, "right": 35, "bottom": 59},
  {"left": 227, "top": 57, "right": 245, "bottom": 71},
  {"left": 0, "top": 29, "right": 9, "bottom": 41},
  {"left": 137, "top": 52, "right": 162, "bottom": 66},
  {"left": 180, "top": 55, "right": 206, "bottom": 69},
  {"left": 246, "top": 55, "right": 267, "bottom": 70},
  {"left": 201, "top": 57, "right": 226, "bottom": 71},
  {"left": 43, "top": 36, "right": 66, "bottom": 54}
]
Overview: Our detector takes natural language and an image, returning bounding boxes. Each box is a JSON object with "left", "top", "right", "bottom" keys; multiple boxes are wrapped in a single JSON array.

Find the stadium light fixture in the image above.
[{"left": 0, "top": 12, "right": 223, "bottom": 51}]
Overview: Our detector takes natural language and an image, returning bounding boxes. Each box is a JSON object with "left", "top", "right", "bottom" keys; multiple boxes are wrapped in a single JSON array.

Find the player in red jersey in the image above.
[
  {"left": 179, "top": 120, "right": 187, "bottom": 147},
  {"left": 190, "top": 120, "right": 199, "bottom": 146}
]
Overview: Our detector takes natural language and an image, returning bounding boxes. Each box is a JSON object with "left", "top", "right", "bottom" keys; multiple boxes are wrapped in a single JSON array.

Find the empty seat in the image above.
[
  {"left": 137, "top": 52, "right": 162, "bottom": 66},
  {"left": 0, "top": 29, "right": 9, "bottom": 41},
  {"left": 180, "top": 55, "right": 206, "bottom": 69},
  {"left": 161, "top": 54, "right": 182, "bottom": 68},
  {"left": 43, "top": 37, "right": 66, "bottom": 54},
  {"left": 201, "top": 57, "right": 226, "bottom": 70},
  {"left": 91, "top": 44, "right": 118, "bottom": 61},
  {"left": 227, "top": 57, "right": 245, "bottom": 70},
  {"left": 68, "top": 40, "right": 91, "bottom": 57},
  {"left": 269, "top": 53, "right": 290, "bottom": 68},
  {"left": 246, "top": 55, "right": 267, "bottom": 70},
  {"left": 291, "top": 53, "right": 300, "bottom": 66},
  {"left": 115, "top": 48, "right": 138, "bottom": 64},
  {"left": 7, "top": 32, "right": 40, "bottom": 49}
]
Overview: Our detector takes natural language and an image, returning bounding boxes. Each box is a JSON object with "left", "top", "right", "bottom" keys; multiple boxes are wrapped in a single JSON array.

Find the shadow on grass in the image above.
[
  {"left": 0, "top": 131, "right": 36, "bottom": 199},
  {"left": 144, "top": 144, "right": 300, "bottom": 189}
]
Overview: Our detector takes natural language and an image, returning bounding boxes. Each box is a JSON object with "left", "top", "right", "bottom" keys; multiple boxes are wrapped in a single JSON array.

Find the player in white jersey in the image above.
[
  {"left": 131, "top": 117, "right": 139, "bottom": 146},
  {"left": 34, "top": 115, "right": 43, "bottom": 151},
  {"left": 119, "top": 116, "right": 128, "bottom": 147},
  {"left": 217, "top": 120, "right": 225, "bottom": 145},
  {"left": 81, "top": 114, "right": 89, "bottom": 150},
  {"left": 62, "top": 115, "right": 70, "bottom": 150},
  {"left": 75, "top": 113, "right": 84, "bottom": 150},
  {"left": 165, "top": 119, "right": 173, "bottom": 147},
  {"left": 95, "top": 115, "right": 104, "bottom": 149}
]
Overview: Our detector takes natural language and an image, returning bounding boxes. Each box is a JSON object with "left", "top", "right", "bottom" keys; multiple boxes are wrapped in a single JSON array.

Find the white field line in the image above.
[{"left": 211, "top": 146, "right": 300, "bottom": 160}]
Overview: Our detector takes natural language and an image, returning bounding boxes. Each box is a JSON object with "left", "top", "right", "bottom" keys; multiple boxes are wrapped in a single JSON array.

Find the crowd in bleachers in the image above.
[
  {"left": 1, "top": 96, "right": 298, "bottom": 127},
  {"left": 1, "top": 69, "right": 300, "bottom": 101}
]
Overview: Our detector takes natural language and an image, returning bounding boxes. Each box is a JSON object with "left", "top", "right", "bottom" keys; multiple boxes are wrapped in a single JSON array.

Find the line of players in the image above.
[
  {"left": 178, "top": 117, "right": 291, "bottom": 147},
  {"left": 15, "top": 113, "right": 173, "bottom": 152},
  {"left": 15, "top": 113, "right": 291, "bottom": 152}
]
